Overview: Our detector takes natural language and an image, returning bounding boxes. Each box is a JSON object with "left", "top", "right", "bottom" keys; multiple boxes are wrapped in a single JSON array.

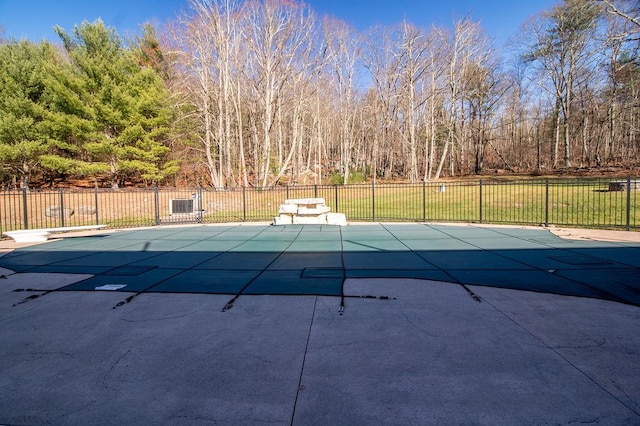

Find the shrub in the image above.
[{"left": 329, "top": 170, "right": 368, "bottom": 185}]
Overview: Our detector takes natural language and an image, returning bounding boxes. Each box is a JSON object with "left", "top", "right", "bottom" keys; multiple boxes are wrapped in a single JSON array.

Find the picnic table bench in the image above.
[{"left": 3, "top": 225, "right": 107, "bottom": 243}]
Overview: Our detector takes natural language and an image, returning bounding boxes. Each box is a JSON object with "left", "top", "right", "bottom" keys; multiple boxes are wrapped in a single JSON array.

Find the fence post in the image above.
[
  {"left": 154, "top": 185, "right": 160, "bottom": 226},
  {"left": 372, "top": 181, "right": 376, "bottom": 222},
  {"left": 59, "top": 189, "right": 66, "bottom": 227},
  {"left": 22, "top": 188, "right": 28, "bottom": 229},
  {"left": 422, "top": 180, "right": 426, "bottom": 222},
  {"left": 197, "top": 185, "right": 203, "bottom": 223},
  {"left": 545, "top": 179, "right": 549, "bottom": 227},
  {"left": 242, "top": 187, "right": 247, "bottom": 222},
  {"left": 479, "top": 179, "right": 483, "bottom": 224},
  {"left": 334, "top": 185, "right": 339, "bottom": 212},
  {"left": 626, "top": 175, "right": 631, "bottom": 231},
  {"left": 94, "top": 185, "right": 100, "bottom": 226},
  {"left": 314, "top": 185, "right": 318, "bottom": 198}
]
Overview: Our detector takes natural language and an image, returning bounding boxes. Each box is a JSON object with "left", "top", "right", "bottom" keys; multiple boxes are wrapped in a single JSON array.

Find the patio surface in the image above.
[{"left": 1, "top": 223, "right": 639, "bottom": 424}]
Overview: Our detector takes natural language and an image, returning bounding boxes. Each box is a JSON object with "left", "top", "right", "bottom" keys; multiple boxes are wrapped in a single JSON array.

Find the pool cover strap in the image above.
[{"left": 222, "top": 226, "right": 308, "bottom": 312}]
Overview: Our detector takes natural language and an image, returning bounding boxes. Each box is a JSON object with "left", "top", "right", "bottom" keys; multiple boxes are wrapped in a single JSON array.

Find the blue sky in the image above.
[{"left": 1, "top": 0, "right": 559, "bottom": 48}]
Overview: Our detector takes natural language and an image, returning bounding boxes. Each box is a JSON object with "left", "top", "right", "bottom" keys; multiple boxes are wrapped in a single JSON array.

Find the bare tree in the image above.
[
  {"left": 241, "top": 0, "right": 318, "bottom": 187},
  {"left": 600, "top": 0, "right": 640, "bottom": 164},
  {"left": 324, "top": 17, "right": 361, "bottom": 184},
  {"left": 165, "top": 0, "right": 244, "bottom": 188},
  {"left": 601, "top": 0, "right": 640, "bottom": 34},
  {"left": 434, "top": 19, "right": 484, "bottom": 179},
  {"left": 396, "top": 21, "right": 430, "bottom": 183},
  {"left": 464, "top": 51, "right": 509, "bottom": 174},
  {"left": 422, "top": 28, "right": 448, "bottom": 181},
  {"left": 521, "top": 0, "right": 602, "bottom": 169},
  {"left": 361, "top": 25, "right": 403, "bottom": 181},
  {"left": 158, "top": 0, "right": 639, "bottom": 186}
]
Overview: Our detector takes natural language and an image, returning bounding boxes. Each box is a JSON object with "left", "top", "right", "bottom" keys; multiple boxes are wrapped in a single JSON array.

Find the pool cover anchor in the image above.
[
  {"left": 12, "top": 288, "right": 54, "bottom": 306},
  {"left": 113, "top": 293, "right": 139, "bottom": 309},
  {"left": 460, "top": 284, "right": 482, "bottom": 302},
  {"left": 222, "top": 299, "right": 236, "bottom": 312},
  {"left": 339, "top": 294, "right": 397, "bottom": 315}
]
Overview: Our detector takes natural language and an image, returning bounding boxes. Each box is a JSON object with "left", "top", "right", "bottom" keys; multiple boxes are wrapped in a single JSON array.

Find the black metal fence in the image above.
[{"left": 1, "top": 177, "right": 638, "bottom": 235}]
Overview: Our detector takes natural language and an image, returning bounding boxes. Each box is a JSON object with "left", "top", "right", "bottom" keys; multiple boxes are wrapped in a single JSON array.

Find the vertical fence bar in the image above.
[
  {"left": 334, "top": 185, "right": 339, "bottom": 212},
  {"left": 371, "top": 181, "right": 376, "bottom": 222},
  {"left": 563, "top": 179, "right": 568, "bottom": 225},
  {"left": 479, "top": 179, "right": 483, "bottom": 223},
  {"left": 94, "top": 186, "right": 100, "bottom": 226},
  {"left": 242, "top": 187, "right": 247, "bottom": 222},
  {"left": 22, "top": 188, "right": 28, "bottom": 229},
  {"left": 545, "top": 179, "right": 549, "bottom": 227},
  {"left": 59, "top": 189, "right": 65, "bottom": 227},
  {"left": 422, "top": 180, "right": 426, "bottom": 222},
  {"left": 626, "top": 176, "right": 631, "bottom": 231},
  {"left": 197, "top": 185, "right": 203, "bottom": 223},
  {"left": 154, "top": 185, "right": 160, "bottom": 225},
  {"left": 0, "top": 191, "right": 4, "bottom": 234}
]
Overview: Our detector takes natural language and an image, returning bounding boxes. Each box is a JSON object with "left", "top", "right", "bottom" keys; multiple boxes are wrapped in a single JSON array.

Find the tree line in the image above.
[{"left": 0, "top": 0, "right": 638, "bottom": 189}]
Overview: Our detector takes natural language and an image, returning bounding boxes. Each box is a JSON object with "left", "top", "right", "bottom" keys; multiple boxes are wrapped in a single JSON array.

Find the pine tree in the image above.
[
  {"left": 54, "top": 20, "right": 175, "bottom": 187},
  {"left": 0, "top": 40, "right": 55, "bottom": 188}
]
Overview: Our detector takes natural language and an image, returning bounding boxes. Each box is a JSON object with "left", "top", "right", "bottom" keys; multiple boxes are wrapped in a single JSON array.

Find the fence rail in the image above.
[{"left": 1, "top": 177, "right": 638, "bottom": 235}]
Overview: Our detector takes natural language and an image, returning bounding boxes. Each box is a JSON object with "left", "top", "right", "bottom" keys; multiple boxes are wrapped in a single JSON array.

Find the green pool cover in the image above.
[{"left": 2, "top": 224, "right": 639, "bottom": 307}]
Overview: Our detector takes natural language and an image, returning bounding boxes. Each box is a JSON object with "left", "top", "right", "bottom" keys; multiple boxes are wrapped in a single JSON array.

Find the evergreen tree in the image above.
[
  {"left": 55, "top": 20, "right": 175, "bottom": 187},
  {"left": 0, "top": 40, "right": 55, "bottom": 188},
  {"left": 38, "top": 41, "right": 106, "bottom": 182}
]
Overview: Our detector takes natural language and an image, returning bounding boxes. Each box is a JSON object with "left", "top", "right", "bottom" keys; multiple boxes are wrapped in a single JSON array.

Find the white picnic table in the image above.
[{"left": 273, "top": 198, "right": 346, "bottom": 226}]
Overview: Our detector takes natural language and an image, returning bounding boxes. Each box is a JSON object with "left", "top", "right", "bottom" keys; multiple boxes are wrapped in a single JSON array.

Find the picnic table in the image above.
[{"left": 273, "top": 198, "right": 346, "bottom": 226}]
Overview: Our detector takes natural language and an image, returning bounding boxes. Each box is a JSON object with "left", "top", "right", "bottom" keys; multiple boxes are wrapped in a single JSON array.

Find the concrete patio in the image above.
[{"left": 1, "top": 223, "right": 638, "bottom": 425}]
